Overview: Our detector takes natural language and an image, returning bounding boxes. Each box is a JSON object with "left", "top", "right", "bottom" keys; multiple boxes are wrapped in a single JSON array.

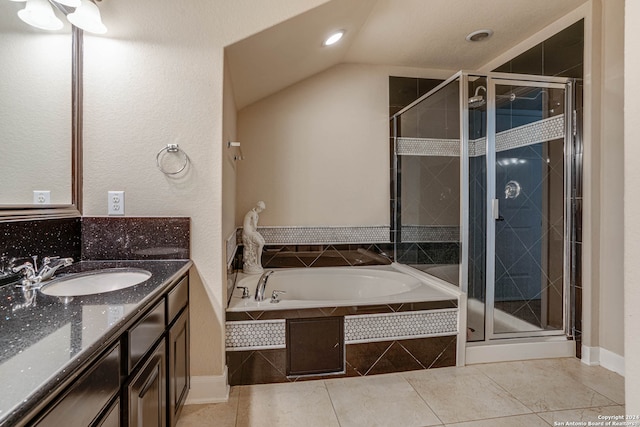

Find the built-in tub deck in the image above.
[{"left": 225, "top": 264, "right": 461, "bottom": 385}]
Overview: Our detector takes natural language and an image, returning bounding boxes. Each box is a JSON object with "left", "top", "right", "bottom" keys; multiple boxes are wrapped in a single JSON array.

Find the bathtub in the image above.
[{"left": 227, "top": 264, "right": 460, "bottom": 311}]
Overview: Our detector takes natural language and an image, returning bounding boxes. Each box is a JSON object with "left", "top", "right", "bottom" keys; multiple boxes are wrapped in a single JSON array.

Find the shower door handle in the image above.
[
  {"left": 492, "top": 199, "right": 505, "bottom": 221},
  {"left": 492, "top": 199, "right": 500, "bottom": 220}
]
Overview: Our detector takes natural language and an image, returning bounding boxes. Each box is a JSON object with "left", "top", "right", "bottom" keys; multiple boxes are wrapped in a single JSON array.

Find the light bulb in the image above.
[
  {"left": 67, "top": 0, "right": 106, "bottom": 34},
  {"left": 323, "top": 31, "right": 344, "bottom": 47},
  {"left": 17, "top": 0, "right": 64, "bottom": 31}
]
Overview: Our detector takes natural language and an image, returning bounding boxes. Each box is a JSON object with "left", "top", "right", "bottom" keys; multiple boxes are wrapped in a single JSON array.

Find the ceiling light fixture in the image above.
[
  {"left": 323, "top": 30, "right": 344, "bottom": 47},
  {"left": 13, "top": 0, "right": 107, "bottom": 34},
  {"left": 17, "top": 0, "right": 64, "bottom": 31},
  {"left": 466, "top": 29, "right": 493, "bottom": 42},
  {"left": 67, "top": 0, "right": 107, "bottom": 34}
]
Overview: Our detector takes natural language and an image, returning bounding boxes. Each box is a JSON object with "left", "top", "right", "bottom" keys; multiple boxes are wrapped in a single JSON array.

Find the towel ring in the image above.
[{"left": 156, "top": 144, "right": 189, "bottom": 175}]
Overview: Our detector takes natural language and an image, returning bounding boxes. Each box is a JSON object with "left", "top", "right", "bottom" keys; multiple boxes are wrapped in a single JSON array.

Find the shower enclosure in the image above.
[{"left": 392, "top": 71, "right": 574, "bottom": 342}]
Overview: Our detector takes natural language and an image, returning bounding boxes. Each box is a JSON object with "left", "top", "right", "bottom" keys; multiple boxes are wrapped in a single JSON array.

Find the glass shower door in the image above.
[{"left": 486, "top": 79, "right": 569, "bottom": 338}]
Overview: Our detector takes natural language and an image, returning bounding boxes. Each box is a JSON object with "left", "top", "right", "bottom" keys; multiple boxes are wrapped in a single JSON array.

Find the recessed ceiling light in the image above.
[
  {"left": 466, "top": 29, "right": 493, "bottom": 42},
  {"left": 323, "top": 30, "right": 344, "bottom": 47}
]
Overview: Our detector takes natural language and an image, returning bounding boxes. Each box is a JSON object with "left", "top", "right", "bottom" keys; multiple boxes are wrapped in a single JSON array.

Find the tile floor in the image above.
[{"left": 177, "top": 358, "right": 625, "bottom": 427}]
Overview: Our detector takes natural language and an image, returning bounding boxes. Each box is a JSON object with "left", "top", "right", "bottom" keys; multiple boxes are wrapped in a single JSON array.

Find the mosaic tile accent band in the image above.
[
  {"left": 225, "top": 309, "right": 457, "bottom": 350},
  {"left": 396, "top": 138, "right": 460, "bottom": 157},
  {"left": 399, "top": 114, "right": 565, "bottom": 158},
  {"left": 237, "top": 226, "right": 391, "bottom": 245},
  {"left": 225, "top": 320, "right": 286, "bottom": 351},
  {"left": 401, "top": 225, "right": 459, "bottom": 242},
  {"left": 496, "top": 114, "right": 565, "bottom": 153},
  {"left": 344, "top": 309, "right": 458, "bottom": 343}
]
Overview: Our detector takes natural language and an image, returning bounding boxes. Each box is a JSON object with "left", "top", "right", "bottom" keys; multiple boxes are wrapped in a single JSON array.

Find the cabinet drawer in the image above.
[
  {"left": 166, "top": 276, "right": 188, "bottom": 326},
  {"left": 33, "top": 343, "right": 120, "bottom": 427},
  {"left": 128, "top": 300, "right": 165, "bottom": 373}
]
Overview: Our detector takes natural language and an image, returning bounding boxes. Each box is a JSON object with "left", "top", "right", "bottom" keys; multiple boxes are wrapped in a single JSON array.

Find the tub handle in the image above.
[
  {"left": 237, "top": 286, "right": 250, "bottom": 299},
  {"left": 270, "top": 290, "right": 286, "bottom": 304}
]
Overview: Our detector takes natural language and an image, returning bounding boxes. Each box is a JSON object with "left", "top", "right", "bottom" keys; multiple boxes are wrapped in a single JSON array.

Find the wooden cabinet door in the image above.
[
  {"left": 127, "top": 341, "right": 166, "bottom": 427},
  {"left": 168, "top": 308, "right": 189, "bottom": 427}
]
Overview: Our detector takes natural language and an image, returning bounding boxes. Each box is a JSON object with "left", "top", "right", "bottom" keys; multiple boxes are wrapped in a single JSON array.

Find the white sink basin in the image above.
[{"left": 41, "top": 268, "right": 152, "bottom": 297}]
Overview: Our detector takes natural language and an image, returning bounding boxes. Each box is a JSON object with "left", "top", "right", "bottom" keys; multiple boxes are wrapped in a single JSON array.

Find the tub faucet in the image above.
[{"left": 255, "top": 270, "right": 274, "bottom": 301}]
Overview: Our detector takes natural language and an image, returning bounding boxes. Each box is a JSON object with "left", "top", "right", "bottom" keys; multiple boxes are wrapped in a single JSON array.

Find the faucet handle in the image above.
[
  {"left": 270, "top": 290, "right": 286, "bottom": 304},
  {"left": 236, "top": 286, "right": 250, "bottom": 299},
  {"left": 13, "top": 262, "right": 35, "bottom": 277}
]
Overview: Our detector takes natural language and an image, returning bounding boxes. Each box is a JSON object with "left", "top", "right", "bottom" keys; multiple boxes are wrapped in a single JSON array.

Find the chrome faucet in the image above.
[
  {"left": 12, "top": 256, "right": 73, "bottom": 288},
  {"left": 255, "top": 270, "right": 274, "bottom": 301},
  {"left": 38, "top": 256, "right": 74, "bottom": 281}
]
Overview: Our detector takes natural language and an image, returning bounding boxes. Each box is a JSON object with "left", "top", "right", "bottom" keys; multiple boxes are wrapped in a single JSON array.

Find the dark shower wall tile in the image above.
[
  {"left": 81, "top": 217, "right": 189, "bottom": 260},
  {"left": 0, "top": 218, "right": 81, "bottom": 263},
  {"left": 389, "top": 76, "right": 444, "bottom": 117},
  {"left": 493, "top": 20, "right": 583, "bottom": 78},
  {"left": 544, "top": 20, "right": 584, "bottom": 78}
]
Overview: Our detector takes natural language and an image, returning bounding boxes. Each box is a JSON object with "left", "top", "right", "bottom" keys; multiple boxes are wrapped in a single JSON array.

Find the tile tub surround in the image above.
[
  {"left": 0, "top": 259, "right": 191, "bottom": 427},
  {"left": 226, "top": 299, "right": 458, "bottom": 386},
  {"left": 226, "top": 335, "right": 457, "bottom": 386}
]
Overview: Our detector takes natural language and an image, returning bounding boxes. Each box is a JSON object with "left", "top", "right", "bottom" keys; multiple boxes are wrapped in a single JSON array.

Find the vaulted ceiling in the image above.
[{"left": 226, "top": 0, "right": 587, "bottom": 110}]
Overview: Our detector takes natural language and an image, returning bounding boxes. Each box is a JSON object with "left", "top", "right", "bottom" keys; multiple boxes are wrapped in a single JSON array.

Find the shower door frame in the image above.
[{"left": 460, "top": 71, "right": 574, "bottom": 341}]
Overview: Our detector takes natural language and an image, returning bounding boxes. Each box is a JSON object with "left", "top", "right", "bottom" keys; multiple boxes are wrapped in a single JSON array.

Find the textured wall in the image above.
[
  {"left": 236, "top": 63, "right": 452, "bottom": 227},
  {"left": 598, "top": 0, "right": 625, "bottom": 361},
  {"left": 81, "top": 0, "right": 331, "bottom": 379},
  {"left": 624, "top": 0, "right": 640, "bottom": 412}
]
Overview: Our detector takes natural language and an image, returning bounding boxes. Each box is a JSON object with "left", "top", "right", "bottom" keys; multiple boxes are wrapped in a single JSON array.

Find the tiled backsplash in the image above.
[
  {"left": 81, "top": 217, "right": 189, "bottom": 260},
  {"left": 0, "top": 218, "right": 81, "bottom": 280},
  {"left": 1, "top": 217, "right": 190, "bottom": 280}
]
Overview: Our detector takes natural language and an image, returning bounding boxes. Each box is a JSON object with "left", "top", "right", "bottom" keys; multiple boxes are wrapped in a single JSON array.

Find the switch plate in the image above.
[
  {"left": 108, "top": 191, "right": 125, "bottom": 216},
  {"left": 33, "top": 191, "right": 51, "bottom": 204}
]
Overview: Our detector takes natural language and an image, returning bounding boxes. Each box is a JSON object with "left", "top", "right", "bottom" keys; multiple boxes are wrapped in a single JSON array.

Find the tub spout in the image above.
[{"left": 255, "top": 270, "right": 274, "bottom": 301}]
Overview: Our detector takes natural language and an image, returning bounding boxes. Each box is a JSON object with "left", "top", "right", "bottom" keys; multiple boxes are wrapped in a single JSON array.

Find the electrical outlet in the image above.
[
  {"left": 108, "top": 191, "right": 125, "bottom": 216},
  {"left": 33, "top": 190, "right": 51, "bottom": 204}
]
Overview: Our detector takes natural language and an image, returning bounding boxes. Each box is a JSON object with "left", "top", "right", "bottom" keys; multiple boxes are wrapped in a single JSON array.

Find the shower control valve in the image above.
[{"left": 270, "top": 290, "right": 286, "bottom": 304}]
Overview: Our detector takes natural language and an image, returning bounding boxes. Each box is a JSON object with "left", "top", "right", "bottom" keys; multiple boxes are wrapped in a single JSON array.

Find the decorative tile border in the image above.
[
  {"left": 401, "top": 225, "right": 459, "bottom": 243},
  {"left": 344, "top": 309, "right": 458, "bottom": 344},
  {"left": 396, "top": 138, "right": 460, "bottom": 157},
  {"left": 237, "top": 226, "right": 391, "bottom": 245},
  {"left": 225, "top": 309, "right": 458, "bottom": 350},
  {"left": 234, "top": 225, "right": 460, "bottom": 246},
  {"left": 225, "top": 320, "right": 286, "bottom": 351},
  {"left": 398, "top": 114, "right": 565, "bottom": 158},
  {"left": 496, "top": 114, "right": 564, "bottom": 152}
]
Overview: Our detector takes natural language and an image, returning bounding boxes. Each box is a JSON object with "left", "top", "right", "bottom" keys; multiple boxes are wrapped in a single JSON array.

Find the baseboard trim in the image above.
[
  {"left": 466, "top": 339, "right": 575, "bottom": 364},
  {"left": 185, "top": 368, "right": 230, "bottom": 405},
  {"left": 581, "top": 345, "right": 625, "bottom": 376}
]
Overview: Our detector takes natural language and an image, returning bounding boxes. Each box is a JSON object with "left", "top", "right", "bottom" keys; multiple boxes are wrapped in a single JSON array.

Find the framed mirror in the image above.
[{"left": 0, "top": 1, "right": 82, "bottom": 220}]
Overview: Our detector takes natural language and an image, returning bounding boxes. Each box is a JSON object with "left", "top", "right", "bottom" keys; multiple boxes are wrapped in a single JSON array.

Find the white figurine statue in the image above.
[{"left": 242, "top": 201, "right": 266, "bottom": 274}]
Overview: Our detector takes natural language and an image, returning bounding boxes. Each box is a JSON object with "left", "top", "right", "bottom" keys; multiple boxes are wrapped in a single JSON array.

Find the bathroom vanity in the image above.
[{"left": 0, "top": 259, "right": 191, "bottom": 427}]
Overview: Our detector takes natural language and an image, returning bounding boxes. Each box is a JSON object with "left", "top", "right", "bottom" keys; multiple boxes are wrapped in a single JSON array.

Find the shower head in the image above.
[
  {"left": 468, "top": 95, "right": 485, "bottom": 108},
  {"left": 468, "top": 85, "right": 486, "bottom": 109}
]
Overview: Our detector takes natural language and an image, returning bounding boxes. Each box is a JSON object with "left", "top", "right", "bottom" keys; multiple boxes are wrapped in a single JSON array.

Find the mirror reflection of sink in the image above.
[{"left": 41, "top": 268, "right": 152, "bottom": 297}]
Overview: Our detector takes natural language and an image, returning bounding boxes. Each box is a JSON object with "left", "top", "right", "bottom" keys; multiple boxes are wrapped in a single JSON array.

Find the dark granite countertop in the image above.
[{"left": 0, "top": 259, "right": 192, "bottom": 427}]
